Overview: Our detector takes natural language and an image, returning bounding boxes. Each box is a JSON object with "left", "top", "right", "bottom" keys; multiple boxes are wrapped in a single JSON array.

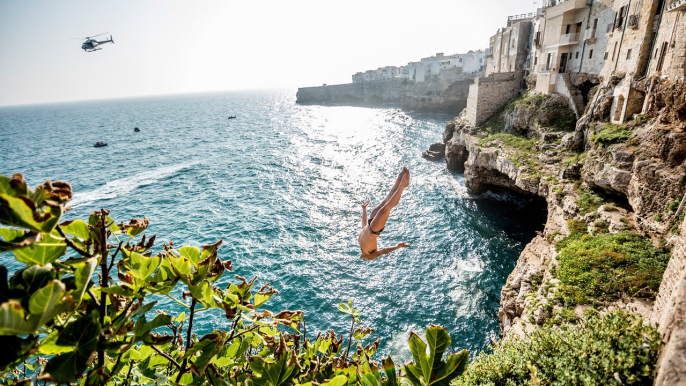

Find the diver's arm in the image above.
[
  {"left": 361, "top": 243, "right": 411, "bottom": 260},
  {"left": 361, "top": 201, "right": 369, "bottom": 229}
]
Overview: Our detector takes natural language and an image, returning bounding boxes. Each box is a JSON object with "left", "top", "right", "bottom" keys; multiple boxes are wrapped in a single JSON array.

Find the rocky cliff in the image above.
[
  {"left": 429, "top": 78, "right": 686, "bottom": 382},
  {"left": 296, "top": 77, "right": 475, "bottom": 114}
]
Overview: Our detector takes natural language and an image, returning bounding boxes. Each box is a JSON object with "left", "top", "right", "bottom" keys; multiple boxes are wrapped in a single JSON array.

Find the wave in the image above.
[{"left": 70, "top": 162, "right": 197, "bottom": 208}]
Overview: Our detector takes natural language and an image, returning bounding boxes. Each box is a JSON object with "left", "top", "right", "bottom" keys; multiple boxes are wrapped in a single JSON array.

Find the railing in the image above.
[
  {"left": 559, "top": 32, "right": 580, "bottom": 45},
  {"left": 667, "top": 0, "right": 686, "bottom": 12},
  {"left": 628, "top": 14, "right": 639, "bottom": 28},
  {"left": 508, "top": 12, "right": 536, "bottom": 21}
]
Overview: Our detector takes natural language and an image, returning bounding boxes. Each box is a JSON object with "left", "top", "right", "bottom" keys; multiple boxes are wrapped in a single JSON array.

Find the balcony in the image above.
[
  {"left": 559, "top": 32, "right": 580, "bottom": 46},
  {"left": 667, "top": 0, "right": 686, "bottom": 12},
  {"left": 546, "top": 0, "right": 588, "bottom": 18}
]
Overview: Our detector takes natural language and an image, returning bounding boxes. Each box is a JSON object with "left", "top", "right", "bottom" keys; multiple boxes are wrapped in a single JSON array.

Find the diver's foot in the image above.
[{"left": 401, "top": 170, "right": 410, "bottom": 187}]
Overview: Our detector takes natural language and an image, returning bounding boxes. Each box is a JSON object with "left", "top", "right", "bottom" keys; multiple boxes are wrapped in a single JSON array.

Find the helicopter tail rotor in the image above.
[{"left": 110, "top": 35, "right": 114, "bottom": 44}]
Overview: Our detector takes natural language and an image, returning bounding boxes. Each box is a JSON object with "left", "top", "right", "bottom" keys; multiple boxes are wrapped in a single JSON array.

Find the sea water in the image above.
[{"left": 0, "top": 90, "right": 546, "bottom": 360}]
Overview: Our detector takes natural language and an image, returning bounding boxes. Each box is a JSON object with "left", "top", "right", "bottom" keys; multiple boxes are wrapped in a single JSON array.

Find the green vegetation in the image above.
[
  {"left": 669, "top": 199, "right": 680, "bottom": 212},
  {"left": 576, "top": 189, "right": 605, "bottom": 215},
  {"left": 0, "top": 173, "right": 469, "bottom": 385},
  {"left": 456, "top": 311, "right": 661, "bottom": 386},
  {"left": 478, "top": 133, "right": 535, "bottom": 152},
  {"left": 603, "top": 203, "right": 618, "bottom": 211},
  {"left": 554, "top": 232, "right": 670, "bottom": 305},
  {"left": 593, "top": 220, "right": 609, "bottom": 234},
  {"left": 591, "top": 124, "right": 633, "bottom": 145}
]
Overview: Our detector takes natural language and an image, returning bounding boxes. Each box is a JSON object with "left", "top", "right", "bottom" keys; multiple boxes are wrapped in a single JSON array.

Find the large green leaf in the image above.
[
  {"left": 12, "top": 231, "right": 67, "bottom": 266},
  {"left": 39, "top": 329, "right": 75, "bottom": 355},
  {"left": 408, "top": 332, "right": 430, "bottom": 382},
  {"left": 382, "top": 356, "right": 398, "bottom": 386},
  {"left": 0, "top": 175, "right": 69, "bottom": 233},
  {"left": 0, "top": 280, "right": 71, "bottom": 335},
  {"left": 67, "top": 256, "right": 98, "bottom": 305},
  {"left": 187, "top": 331, "right": 229, "bottom": 377},
  {"left": 40, "top": 313, "right": 101, "bottom": 383},
  {"left": 61, "top": 219, "right": 91, "bottom": 241},
  {"left": 249, "top": 351, "right": 299, "bottom": 386},
  {"left": 403, "top": 326, "right": 468, "bottom": 386},
  {"left": 189, "top": 281, "right": 223, "bottom": 309},
  {"left": 127, "top": 250, "right": 161, "bottom": 280},
  {"left": 178, "top": 246, "right": 201, "bottom": 265},
  {"left": 0, "top": 228, "right": 40, "bottom": 252},
  {"left": 133, "top": 313, "right": 171, "bottom": 343}
]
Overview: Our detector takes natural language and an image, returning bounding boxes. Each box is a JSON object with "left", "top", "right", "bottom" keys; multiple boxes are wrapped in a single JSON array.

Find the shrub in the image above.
[
  {"left": 554, "top": 232, "right": 670, "bottom": 304},
  {"left": 456, "top": 311, "right": 661, "bottom": 386},
  {"left": 576, "top": 189, "right": 605, "bottom": 215},
  {"left": 591, "top": 124, "right": 632, "bottom": 145},
  {"left": 0, "top": 174, "right": 468, "bottom": 385}
]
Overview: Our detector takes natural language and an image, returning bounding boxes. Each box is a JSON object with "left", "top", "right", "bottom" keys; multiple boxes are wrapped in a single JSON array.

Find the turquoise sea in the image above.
[{"left": 0, "top": 90, "right": 546, "bottom": 360}]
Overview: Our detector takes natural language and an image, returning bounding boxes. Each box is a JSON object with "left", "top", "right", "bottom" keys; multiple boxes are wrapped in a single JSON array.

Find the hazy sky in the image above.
[{"left": 0, "top": 0, "right": 536, "bottom": 106}]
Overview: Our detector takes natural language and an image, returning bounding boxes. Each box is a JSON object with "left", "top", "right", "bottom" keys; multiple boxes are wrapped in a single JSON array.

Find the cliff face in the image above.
[
  {"left": 434, "top": 79, "right": 686, "bottom": 354},
  {"left": 296, "top": 78, "right": 474, "bottom": 114}
]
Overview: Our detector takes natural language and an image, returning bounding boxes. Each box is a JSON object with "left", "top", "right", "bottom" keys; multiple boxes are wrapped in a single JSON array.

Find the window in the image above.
[
  {"left": 589, "top": 50, "right": 594, "bottom": 59},
  {"left": 612, "top": 42, "right": 618, "bottom": 61},
  {"left": 626, "top": 49, "right": 632, "bottom": 59},
  {"left": 576, "top": 52, "right": 579, "bottom": 59},
  {"left": 604, "top": 52, "right": 609, "bottom": 60},
  {"left": 546, "top": 53, "right": 553, "bottom": 70},
  {"left": 566, "top": 24, "right": 571, "bottom": 34},
  {"left": 534, "top": 56, "right": 538, "bottom": 66}
]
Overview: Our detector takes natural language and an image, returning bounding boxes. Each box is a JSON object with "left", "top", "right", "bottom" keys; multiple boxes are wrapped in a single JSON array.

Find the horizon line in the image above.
[{"left": 0, "top": 86, "right": 298, "bottom": 109}]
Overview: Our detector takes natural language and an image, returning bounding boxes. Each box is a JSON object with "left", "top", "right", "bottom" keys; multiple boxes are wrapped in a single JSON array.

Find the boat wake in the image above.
[{"left": 70, "top": 162, "right": 197, "bottom": 208}]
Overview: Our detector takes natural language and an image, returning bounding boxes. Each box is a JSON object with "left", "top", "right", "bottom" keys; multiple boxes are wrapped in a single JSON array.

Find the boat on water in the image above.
[
  {"left": 228, "top": 116, "right": 236, "bottom": 119},
  {"left": 94, "top": 141, "right": 107, "bottom": 147},
  {"left": 134, "top": 127, "right": 140, "bottom": 132}
]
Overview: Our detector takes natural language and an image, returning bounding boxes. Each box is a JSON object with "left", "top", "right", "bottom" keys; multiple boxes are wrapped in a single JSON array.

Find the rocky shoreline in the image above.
[{"left": 426, "top": 78, "right": 686, "bottom": 383}]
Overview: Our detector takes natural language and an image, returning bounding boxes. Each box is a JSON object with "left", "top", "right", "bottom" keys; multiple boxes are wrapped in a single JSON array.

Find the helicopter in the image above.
[{"left": 77, "top": 33, "right": 114, "bottom": 52}]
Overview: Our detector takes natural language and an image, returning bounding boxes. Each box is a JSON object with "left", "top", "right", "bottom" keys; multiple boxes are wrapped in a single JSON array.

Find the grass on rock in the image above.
[
  {"left": 456, "top": 311, "right": 661, "bottom": 386},
  {"left": 553, "top": 231, "right": 670, "bottom": 305},
  {"left": 591, "top": 123, "right": 632, "bottom": 145}
]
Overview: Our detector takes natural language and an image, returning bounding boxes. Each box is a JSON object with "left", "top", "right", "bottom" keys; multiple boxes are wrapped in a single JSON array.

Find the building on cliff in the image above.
[{"left": 466, "top": 0, "right": 686, "bottom": 127}]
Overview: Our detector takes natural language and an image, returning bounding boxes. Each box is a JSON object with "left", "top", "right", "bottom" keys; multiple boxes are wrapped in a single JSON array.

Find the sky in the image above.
[{"left": 0, "top": 0, "right": 537, "bottom": 106}]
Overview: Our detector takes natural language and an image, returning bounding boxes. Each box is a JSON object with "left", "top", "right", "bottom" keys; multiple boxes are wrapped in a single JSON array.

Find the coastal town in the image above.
[{"left": 298, "top": 0, "right": 685, "bottom": 126}]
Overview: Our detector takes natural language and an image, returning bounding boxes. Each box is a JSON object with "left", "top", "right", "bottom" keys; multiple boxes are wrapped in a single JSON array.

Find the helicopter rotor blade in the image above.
[{"left": 90, "top": 32, "right": 109, "bottom": 38}]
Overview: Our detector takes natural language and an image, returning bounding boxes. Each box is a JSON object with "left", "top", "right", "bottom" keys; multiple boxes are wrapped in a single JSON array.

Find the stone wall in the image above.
[
  {"left": 465, "top": 72, "right": 520, "bottom": 126},
  {"left": 653, "top": 215, "right": 686, "bottom": 385},
  {"left": 296, "top": 77, "right": 475, "bottom": 114},
  {"left": 646, "top": 8, "right": 686, "bottom": 81},
  {"left": 653, "top": 215, "right": 686, "bottom": 322}
]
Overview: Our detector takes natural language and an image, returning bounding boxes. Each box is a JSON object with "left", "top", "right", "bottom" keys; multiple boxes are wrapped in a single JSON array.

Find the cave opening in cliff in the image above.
[
  {"left": 592, "top": 187, "right": 633, "bottom": 212},
  {"left": 474, "top": 185, "right": 548, "bottom": 246}
]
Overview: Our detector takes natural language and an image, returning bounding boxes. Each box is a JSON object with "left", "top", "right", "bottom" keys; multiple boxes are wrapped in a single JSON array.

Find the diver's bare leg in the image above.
[
  {"left": 370, "top": 171, "right": 409, "bottom": 231},
  {"left": 370, "top": 168, "right": 407, "bottom": 219}
]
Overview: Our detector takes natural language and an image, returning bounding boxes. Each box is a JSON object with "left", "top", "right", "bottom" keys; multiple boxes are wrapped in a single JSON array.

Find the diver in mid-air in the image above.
[{"left": 358, "top": 168, "right": 411, "bottom": 260}]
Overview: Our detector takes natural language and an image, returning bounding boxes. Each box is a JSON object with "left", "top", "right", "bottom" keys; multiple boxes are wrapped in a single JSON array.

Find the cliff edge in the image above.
[{"left": 430, "top": 77, "right": 686, "bottom": 383}]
